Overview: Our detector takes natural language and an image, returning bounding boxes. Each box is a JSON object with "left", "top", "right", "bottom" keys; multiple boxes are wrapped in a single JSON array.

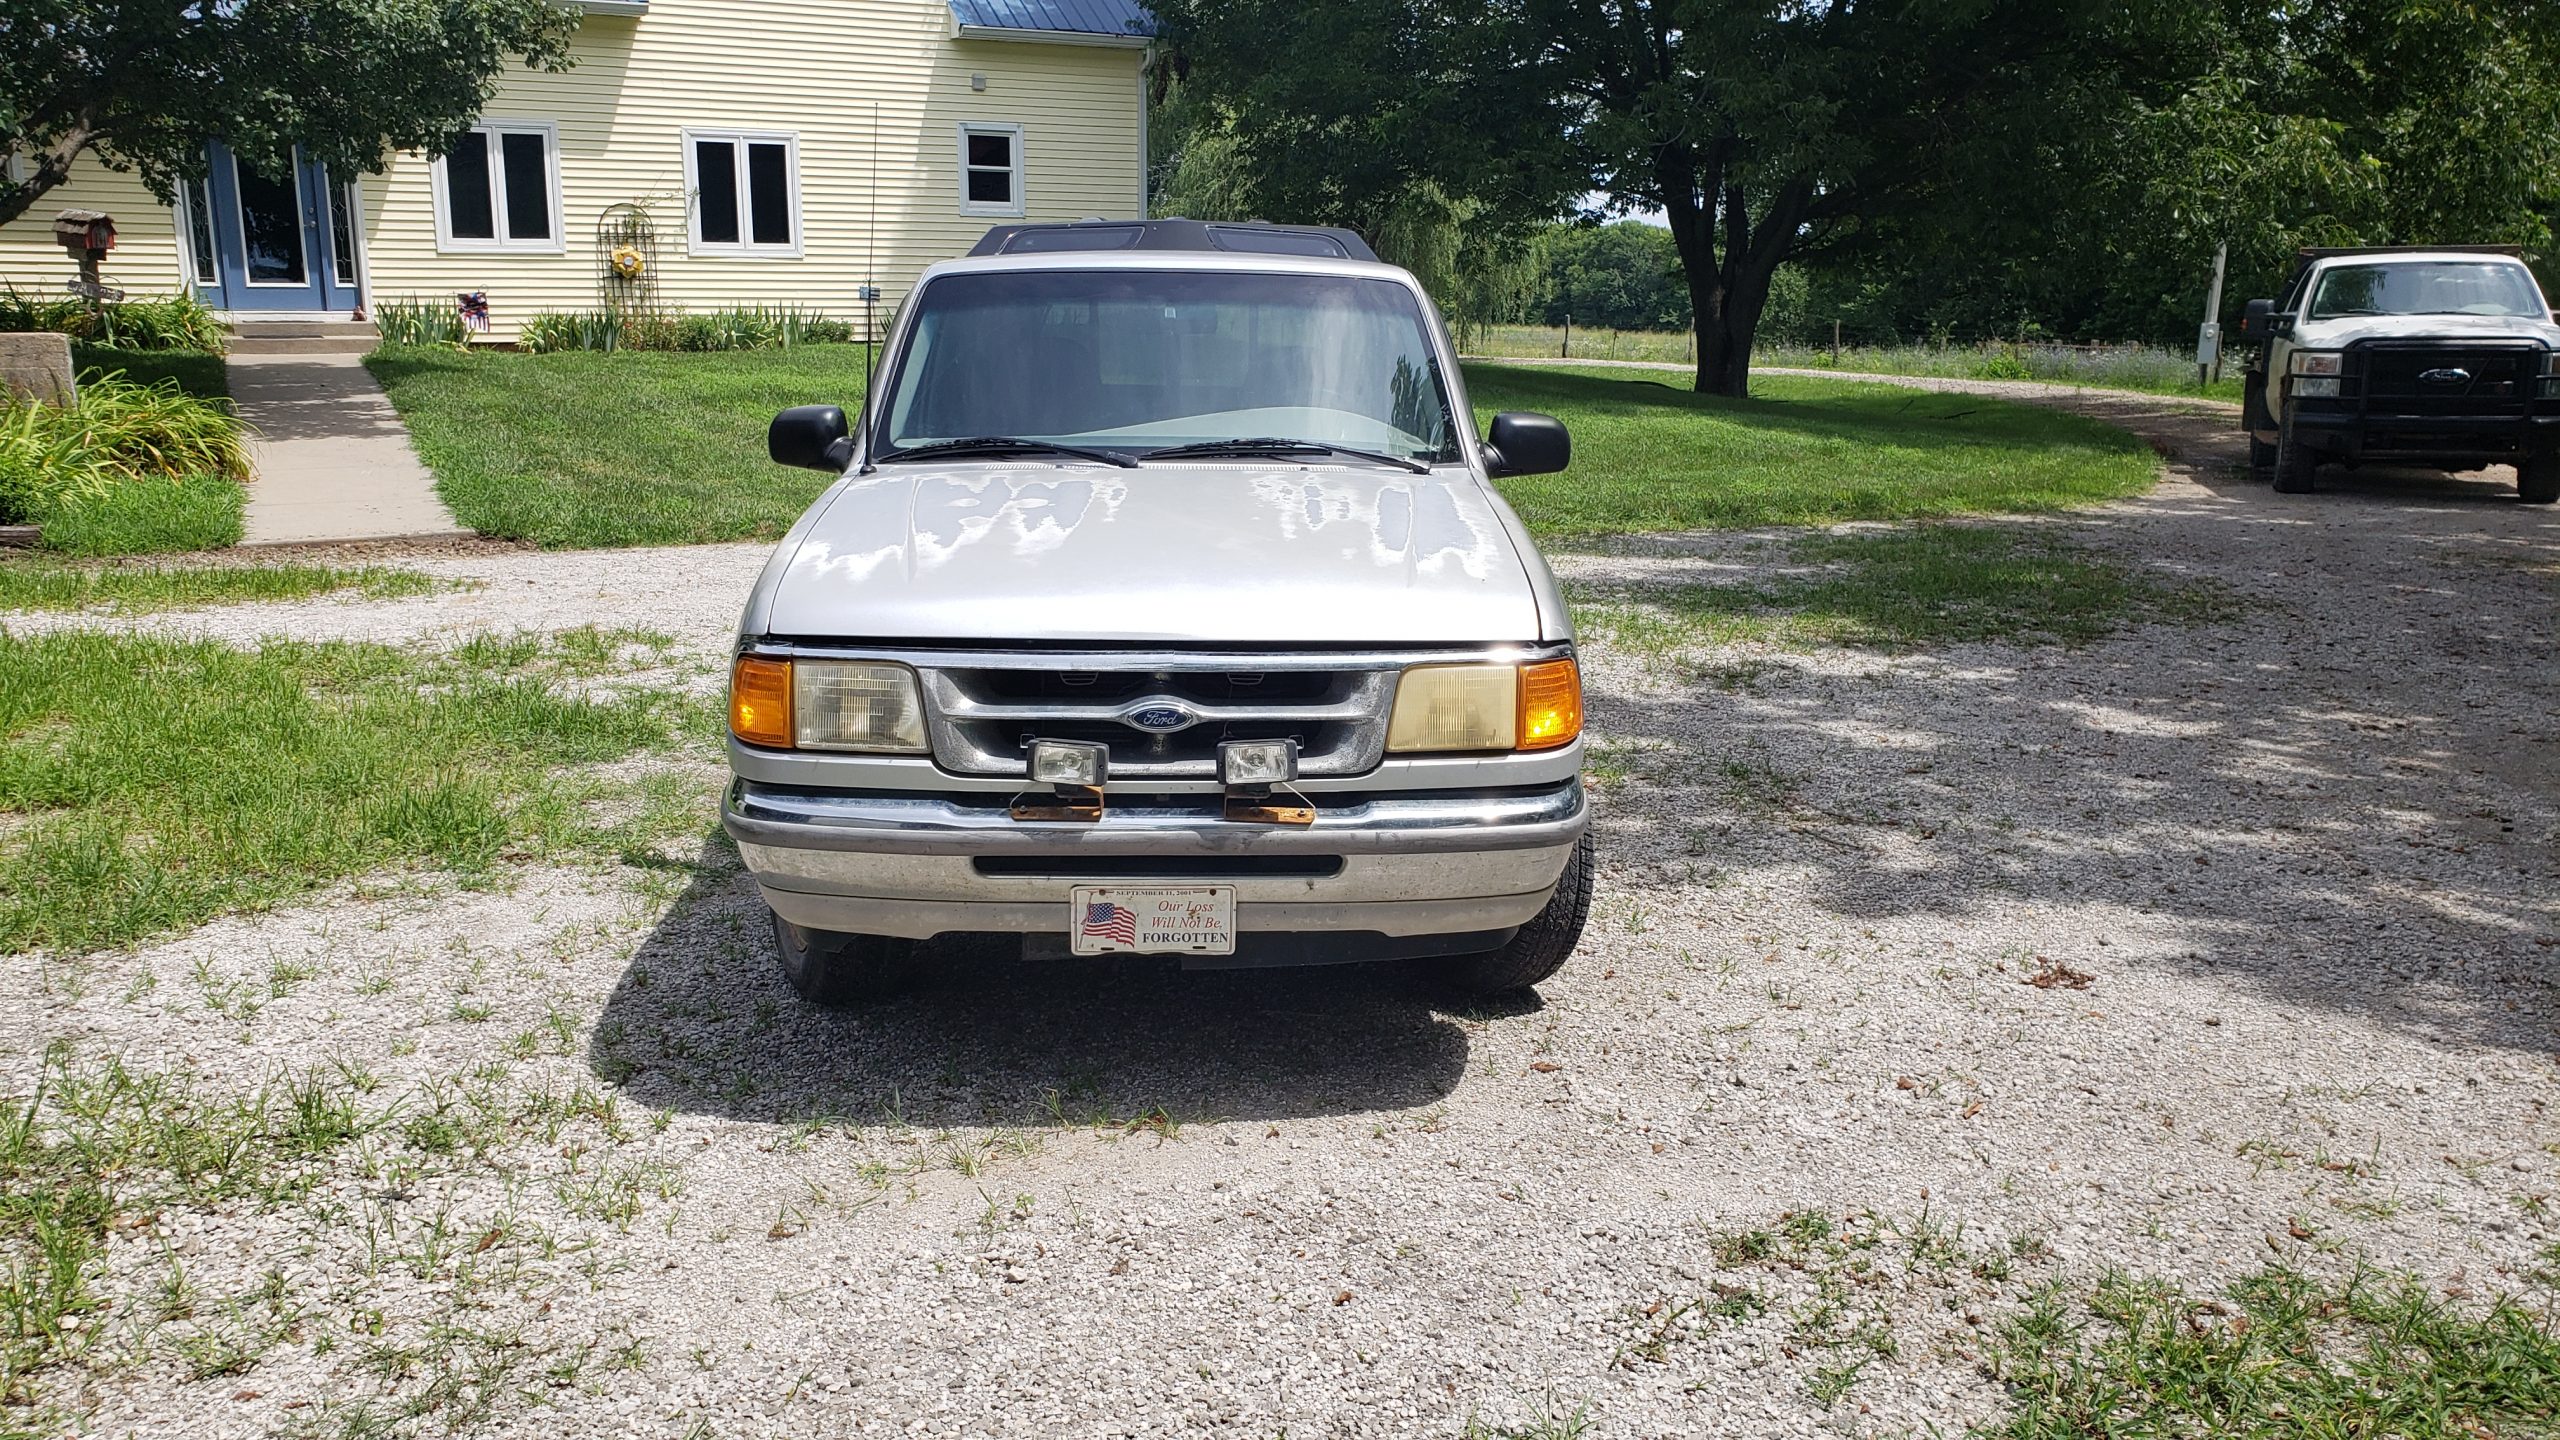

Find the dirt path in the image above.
[{"left": 10, "top": 381, "right": 2558, "bottom": 1439}]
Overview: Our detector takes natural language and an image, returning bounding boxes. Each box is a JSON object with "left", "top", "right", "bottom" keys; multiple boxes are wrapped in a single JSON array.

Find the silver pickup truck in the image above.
[{"left": 723, "top": 219, "right": 1592, "bottom": 1004}]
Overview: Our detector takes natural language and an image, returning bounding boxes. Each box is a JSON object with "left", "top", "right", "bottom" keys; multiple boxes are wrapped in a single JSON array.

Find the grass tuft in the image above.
[
  {"left": 1980, "top": 1263, "right": 2560, "bottom": 1438},
  {"left": 1571, "top": 525, "right": 2235, "bottom": 655},
  {"left": 0, "top": 560, "right": 431, "bottom": 614}
]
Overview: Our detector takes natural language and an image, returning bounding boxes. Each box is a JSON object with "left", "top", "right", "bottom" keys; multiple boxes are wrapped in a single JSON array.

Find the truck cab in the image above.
[{"left": 2238, "top": 247, "right": 2560, "bottom": 502}]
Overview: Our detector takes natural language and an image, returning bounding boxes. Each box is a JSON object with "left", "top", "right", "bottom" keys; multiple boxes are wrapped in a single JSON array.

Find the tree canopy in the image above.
[
  {"left": 0, "top": 0, "right": 577, "bottom": 228},
  {"left": 1147, "top": 1, "right": 2560, "bottom": 380}
]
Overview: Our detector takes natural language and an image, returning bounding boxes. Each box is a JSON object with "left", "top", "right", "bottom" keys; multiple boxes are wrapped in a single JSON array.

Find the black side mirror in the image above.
[
  {"left": 2238, "top": 298, "right": 2274, "bottom": 343},
  {"left": 769, "top": 404, "right": 853, "bottom": 472},
  {"left": 1483, "top": 411, "right": 1570, "bottom": 478}
]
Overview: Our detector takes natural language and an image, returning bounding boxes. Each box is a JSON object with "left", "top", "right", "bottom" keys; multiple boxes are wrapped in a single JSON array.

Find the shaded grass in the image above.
[
  {"left": 1570, "top": 525, "right": 2235, "bottom": 655},
  {"left": 367, "top": 343, "right": 871, "bottom": 549},
  {"left": 70, "top": 345, "right": 229, "bottom": 400},
  {"left": 1980, "top": 1262, "right": 2560, "bottom": 1438},
  {"left": 1466, "top": 363, "right": 2159, "bottom": 540},
  {"left": 25, "top": 476, "right": 244, "bottom": 556},
  {"left": 0, "top": 628, "right": 706, "bottom": 954},
  {"left": 0, "top": 559, "right": 431, "bottom": 614}
]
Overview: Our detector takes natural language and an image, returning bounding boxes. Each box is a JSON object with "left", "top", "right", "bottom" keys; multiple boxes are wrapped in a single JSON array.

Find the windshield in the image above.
[
  {"left": 2307, "top": 261, "right": 2547, "bottom": 320},
  {"left": 875, "top": 269, "right": 1459, "bottom": 463}
]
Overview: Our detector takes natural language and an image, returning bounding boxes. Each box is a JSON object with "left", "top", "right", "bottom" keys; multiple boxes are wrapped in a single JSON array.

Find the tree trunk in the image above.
[
  {"left": 0, "top": 124, "right": 97, "bottom": 230},
  {"left": 1674, "top": 179, "right": 1813, "bottom": 399}
]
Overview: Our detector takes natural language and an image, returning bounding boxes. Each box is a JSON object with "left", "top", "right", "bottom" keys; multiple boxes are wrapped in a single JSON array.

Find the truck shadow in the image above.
[{"left": 588, "top": 855, "right": 1490, "bottom": 1128}]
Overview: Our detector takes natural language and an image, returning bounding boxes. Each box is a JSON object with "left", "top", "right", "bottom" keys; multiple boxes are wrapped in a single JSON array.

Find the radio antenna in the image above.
[{"left": 853, "top": 100, "right": 883, "bottom": 473}]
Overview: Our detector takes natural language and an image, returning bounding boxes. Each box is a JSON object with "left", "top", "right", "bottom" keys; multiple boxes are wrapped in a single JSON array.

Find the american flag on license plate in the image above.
[{"left": 1081, "top": 900, "right": 1139, "bottom": 946}]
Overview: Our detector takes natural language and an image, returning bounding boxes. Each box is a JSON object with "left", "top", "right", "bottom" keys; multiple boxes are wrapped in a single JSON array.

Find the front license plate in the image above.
[{"left": 1069, "top": 885, "right": 1237, "bottom": 956}]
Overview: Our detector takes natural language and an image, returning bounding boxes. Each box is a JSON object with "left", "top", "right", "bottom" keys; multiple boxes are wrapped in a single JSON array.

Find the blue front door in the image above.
[{"left": 189, "top": 142, "right": 359, "bottom": 314}]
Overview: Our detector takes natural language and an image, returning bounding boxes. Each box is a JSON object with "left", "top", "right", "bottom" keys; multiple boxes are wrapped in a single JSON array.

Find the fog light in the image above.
[
  {"left": 2294, "top": 376, "right": 2341, "bottom": 399},
  {"left": 1028, "top": 739, "right": 1107, "bottom": 789},
  {"left": 2542, "top": 377, "right": 2560, "bottom": 399},
  {"left": 1220, "top": 738, "right": 1299, "bottom": 788}
]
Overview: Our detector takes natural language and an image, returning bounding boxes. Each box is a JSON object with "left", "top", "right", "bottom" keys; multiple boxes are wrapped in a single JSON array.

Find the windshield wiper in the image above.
[
  {"left": 877, "top": 436, "right": 1137, "bottom": 468},
  {"left": 1141, "top": 438, "right": 1431, "bottom": 474}
]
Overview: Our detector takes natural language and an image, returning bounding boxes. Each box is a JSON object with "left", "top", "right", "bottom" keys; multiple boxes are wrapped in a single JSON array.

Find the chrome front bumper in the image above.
[{"left": 721, "top": 779, "right": 1588, "bottom": 941}]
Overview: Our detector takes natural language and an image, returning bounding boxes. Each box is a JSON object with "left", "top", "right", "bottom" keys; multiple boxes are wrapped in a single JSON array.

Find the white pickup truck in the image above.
[
  {"left": 2238, "top": 246, "right": 2560, "bottom": 502},
  {"left": 724, "top": 220, "right": 1593, "bottom": 1005}
]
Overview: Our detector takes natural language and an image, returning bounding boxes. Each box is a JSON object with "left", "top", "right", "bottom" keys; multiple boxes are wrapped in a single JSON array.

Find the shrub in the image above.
[
  {"left": 0, "top": 288, "right": 226, "bottom": 353},
  {"left": 0, "top": 376, "right": 250, "bottom": 524},
  {"left": 519, "top": 311, "right": 625, "bottom": 354},
  {"left": 508, "top": 305, "right": 850, "bottom": 353},
  {"left": 374, "top": 296, "right": 469, "bottom": 348}
]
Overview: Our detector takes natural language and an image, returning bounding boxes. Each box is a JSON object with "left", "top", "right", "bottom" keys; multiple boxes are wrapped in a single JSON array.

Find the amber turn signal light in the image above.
[
  {"left": 729, "top": 656, "right": 793, "bottom": 748},
  {"left": 1517, "top": 658, "right": 1582, "bottom": 751}
]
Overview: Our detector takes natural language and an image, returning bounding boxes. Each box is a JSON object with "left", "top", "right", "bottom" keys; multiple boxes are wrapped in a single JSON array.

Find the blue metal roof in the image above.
[{"left": 948, "top": 0, "right": 1154, "bottom": 41}]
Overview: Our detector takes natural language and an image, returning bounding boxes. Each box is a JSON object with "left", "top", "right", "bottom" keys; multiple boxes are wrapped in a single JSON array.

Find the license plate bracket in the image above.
[{"left": 1069, "top": 885, "right": 1237, "bottom": 956}]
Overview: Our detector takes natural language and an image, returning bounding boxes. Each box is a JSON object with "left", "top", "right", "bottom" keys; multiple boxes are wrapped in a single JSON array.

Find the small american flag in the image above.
[{"left": 1080, "top": 900, "right": 1139, "bottom": 946}]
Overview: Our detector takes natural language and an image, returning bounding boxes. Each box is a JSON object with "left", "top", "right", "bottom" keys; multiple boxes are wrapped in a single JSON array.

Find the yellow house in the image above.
[{"left": 0, "top": 0, "right": 1153, "bottom": 342}]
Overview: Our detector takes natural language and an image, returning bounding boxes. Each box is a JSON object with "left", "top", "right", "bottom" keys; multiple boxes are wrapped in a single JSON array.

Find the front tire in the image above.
[
  {"left": 2271, "top": 413, "right": 2319, "bottom": 494},
  {"left": 1427, "top": 832, "right": 1595, "bottom": 996},
  {"left": 770, "top": 909, "right": 914, "bottom": 1006},
  {"left": 2520, "top": 454, "right": 2560, "bottom": 505}
]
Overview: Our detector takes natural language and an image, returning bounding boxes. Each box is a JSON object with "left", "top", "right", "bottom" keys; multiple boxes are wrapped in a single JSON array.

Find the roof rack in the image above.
[{"left": 969, "top": 218, "right": 1379, "bottom": 263}]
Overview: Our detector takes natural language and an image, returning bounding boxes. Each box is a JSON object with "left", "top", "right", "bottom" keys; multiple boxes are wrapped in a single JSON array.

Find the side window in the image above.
[
  {"left": 684, "top": 129, "right": 800, "bottom": 256},
  {"left": 433, "top": 122, "right": 562, "bottom": 252},
  {"left": 958, "top": 123, "right": 1024, "bottom": 218}
]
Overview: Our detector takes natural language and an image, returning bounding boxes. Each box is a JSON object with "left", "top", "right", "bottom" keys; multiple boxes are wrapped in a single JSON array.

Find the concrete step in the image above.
[
  {"left": 227, "top": 334, "right": 378, "bottom": 355},
  {"left": 225, "top": 320, "right": 379, "bottom": 356}
]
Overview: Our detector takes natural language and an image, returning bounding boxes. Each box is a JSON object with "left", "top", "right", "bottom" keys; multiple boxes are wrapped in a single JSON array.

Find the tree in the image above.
[
  {"left": 1147, "top": 0, "right": 2133, "bottom": 395},
  {"left": 0, "top": 0, "right": 577, "bottom": 229},
  {"left": 1540, "top": 223, "right": 1689, "bottom": 331}
]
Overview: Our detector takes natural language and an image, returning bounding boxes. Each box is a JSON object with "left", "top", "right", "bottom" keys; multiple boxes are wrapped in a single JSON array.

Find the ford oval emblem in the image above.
[
  {"left": 2418, "top": 367, "right": 2472, "bottom": 387},
  {"left": 1126, "top": 705, "right": 1193, "bottom": 733}
]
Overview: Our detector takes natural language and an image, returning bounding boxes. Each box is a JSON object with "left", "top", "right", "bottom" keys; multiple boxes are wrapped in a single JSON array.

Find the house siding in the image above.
[
  {"left": 0, "top": 0, "right": 1146, "bottom": 338},
  {"left": 0, "top": 163, "right": 188, "bottom": 304},
  {"left": 360, "top": 0, "right": 1147, "bottom": 340}
]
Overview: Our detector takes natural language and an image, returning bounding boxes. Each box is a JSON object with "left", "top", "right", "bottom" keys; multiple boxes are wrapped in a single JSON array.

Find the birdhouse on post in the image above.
[{"left": 52, "top": 209, "right": 125, "bottom": 302}]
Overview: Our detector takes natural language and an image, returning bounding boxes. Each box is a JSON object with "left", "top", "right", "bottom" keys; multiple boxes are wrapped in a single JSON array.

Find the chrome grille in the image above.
[{"left": 921, "top": 656, "right": 1399, "bottom": 780}]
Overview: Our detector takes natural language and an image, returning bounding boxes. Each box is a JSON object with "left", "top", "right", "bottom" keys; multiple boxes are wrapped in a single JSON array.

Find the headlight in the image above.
[
  {"left": 2291, "top": 351, "right": 2343, "bottom": 376},
  {"left": 2542, "top": 351, "right": 2560, "bottom": 376},
  {"left": 727, "top": 657, "right": 930, "bottom": 753},
  {"left": 2293, "top": 377, "right": 2342, "bottom": 398},
  {"left": 1386, "top": 658, "right": 1582, "bottom": 754}
]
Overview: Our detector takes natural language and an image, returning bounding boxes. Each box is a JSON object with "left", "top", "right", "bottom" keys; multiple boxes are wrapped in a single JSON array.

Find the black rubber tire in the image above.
[
  {"left": 2246, "top": 434, "right": 2275, "bottom": 482},
  {"left": 2270, "top": 413, "right": 2318, "bottom": 494},
  {"left": 2520, "top": 455, "right": 2560, "bottom": 505},
  {"left": 1427, "top": 831, "right": 1595, "bottom": 995},
  {"left": 770, "top": 909, "right": 915, "bottom": 1006}
]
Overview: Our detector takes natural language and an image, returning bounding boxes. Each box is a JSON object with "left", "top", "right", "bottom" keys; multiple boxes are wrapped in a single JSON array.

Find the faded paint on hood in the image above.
[{"left": 763, "top": 463, "right": 1542, "bottom": 644}]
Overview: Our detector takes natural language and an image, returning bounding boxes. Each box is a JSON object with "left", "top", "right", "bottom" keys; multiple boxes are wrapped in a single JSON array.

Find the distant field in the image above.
[{"left": 1469, "top": 325, "right": 2244, "bottom": 403}]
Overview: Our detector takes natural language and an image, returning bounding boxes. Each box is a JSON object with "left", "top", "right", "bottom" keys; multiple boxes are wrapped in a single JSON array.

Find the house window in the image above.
[
  {"left": 685, "top": 130, "right": 799, "bottom": 256},
  {"left": 433, "top": 122, "right": 561, "bottom": 252},
  {"left": 178, "top": 177, "right": 218, "bottom": 284},
  {"left": 958, "top": 123, "right": 1023, "bottom": 218}
]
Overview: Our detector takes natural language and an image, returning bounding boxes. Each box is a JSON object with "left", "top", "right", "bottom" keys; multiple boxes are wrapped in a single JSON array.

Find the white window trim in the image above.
[
  {"left": 681, "top": 128, "right": 804, "bottom": 259},
  {"left": 429, "top": 120, "right": 566, "bottom": 255},
  {"left": 957, "top": 122, "right": 1025, "bottom": 219}
]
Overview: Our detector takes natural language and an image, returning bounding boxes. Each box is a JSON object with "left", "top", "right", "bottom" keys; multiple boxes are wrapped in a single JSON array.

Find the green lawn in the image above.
[
  {"left": 0, "top": 627, "right": 705, "bottom": 955},
  {"left": 368, "top": 344, "right": 873, "bottom": 549},
  {"left": 1468, "top": 364, "right": 2159, "bottom": 539},
  {"left": 365, "top": 348, "right": 2160, "bottom": 550}
]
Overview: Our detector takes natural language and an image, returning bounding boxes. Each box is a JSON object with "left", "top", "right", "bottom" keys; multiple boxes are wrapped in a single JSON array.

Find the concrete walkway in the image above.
[{"left": 232, "top": 353, "right": 469, "bottom": 545}]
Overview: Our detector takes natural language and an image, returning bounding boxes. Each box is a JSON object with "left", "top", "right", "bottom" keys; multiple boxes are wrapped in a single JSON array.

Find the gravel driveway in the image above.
[{"left": 10, "top": 380, "right": 2557, "bottom": 1439}]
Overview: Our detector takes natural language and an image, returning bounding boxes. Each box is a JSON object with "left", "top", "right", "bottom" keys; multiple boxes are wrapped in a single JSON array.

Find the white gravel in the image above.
[{"left": 9, "top": 387, "right": 2558, "bottom": 1439}]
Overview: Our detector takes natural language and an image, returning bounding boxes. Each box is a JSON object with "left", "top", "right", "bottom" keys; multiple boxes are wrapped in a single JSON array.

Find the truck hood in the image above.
[
  {"left": 2295, "top": 311, "right": 2560, "bottom": 348},
  {"left": 759, "top": 463, "right": 1543, "bottom": 645}
]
